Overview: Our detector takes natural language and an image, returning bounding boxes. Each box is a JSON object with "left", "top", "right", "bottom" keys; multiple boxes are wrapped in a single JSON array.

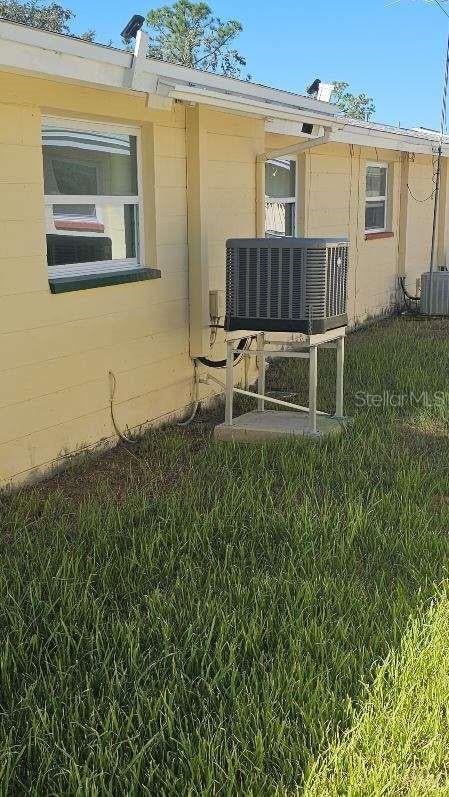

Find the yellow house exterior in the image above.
[{"left": 0, "top": 20, "right": 447, "bottom": 488}]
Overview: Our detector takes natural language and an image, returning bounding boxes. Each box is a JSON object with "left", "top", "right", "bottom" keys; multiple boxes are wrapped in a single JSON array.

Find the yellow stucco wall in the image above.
[
  {"left": 403, "top": 155, "right": 436, "bottom": 290},
  {"left": 264, "top": 135, "right": 440, "bottom": 323},
  {"left": 0, "top": 68, "right": 444, "bottom": 487},
  {"left": 299, "top": 142, "right": 402, "bottom": 321},
  {"left": 0, "top": 73, "right": 263, "bottom": 487},
  {"left": 0, "top": 90, "right": 191, "bottom": 487},
  {"left": 205, "top": 108, "right": 265, "bottom": 360}
]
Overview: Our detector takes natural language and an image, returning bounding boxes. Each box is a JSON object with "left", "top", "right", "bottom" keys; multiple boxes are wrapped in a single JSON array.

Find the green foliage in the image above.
[
  {"left": 331, "top": 80, "right": 376, "bottom": 121},
  {"left": 0, "top": 317, "right": 449, "bottom": 793},
  {"left": 0, "top": 0, "right": 95, "bottom": 40},
  {"left": 145, "top": 0, "right": 247, "bottom": 77}
]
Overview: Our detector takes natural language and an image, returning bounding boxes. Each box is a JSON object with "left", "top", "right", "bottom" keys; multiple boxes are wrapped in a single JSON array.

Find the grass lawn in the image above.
[{"left": 1, "top": 315, "right": 449, "bottom": 795}]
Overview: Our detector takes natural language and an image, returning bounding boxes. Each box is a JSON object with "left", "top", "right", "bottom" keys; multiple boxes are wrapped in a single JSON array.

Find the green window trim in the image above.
[{"left": 49, "top": 267, "right": 161, "bottom": 294}]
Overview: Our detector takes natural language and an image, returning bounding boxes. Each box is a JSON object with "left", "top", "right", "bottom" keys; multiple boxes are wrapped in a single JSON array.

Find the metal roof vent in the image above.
[{"left": 225, "top": 237, "right": 348, "bottom": 334}]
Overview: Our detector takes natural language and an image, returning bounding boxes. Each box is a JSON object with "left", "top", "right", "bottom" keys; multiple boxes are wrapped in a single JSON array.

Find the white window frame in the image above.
[
  {"left": 42, "top": 116, "right": 145, "bottom": 279},
  {"left": 265, "top": 158, "right": 296, "bottom": 237},
  {"left": 365, "top": 162, "right": 388, "bottom": 233}
]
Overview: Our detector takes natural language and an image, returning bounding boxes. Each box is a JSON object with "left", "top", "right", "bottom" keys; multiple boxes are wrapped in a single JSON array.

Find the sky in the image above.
[{"left": 68, "top": 0, "right": 449, "bottom": 131}]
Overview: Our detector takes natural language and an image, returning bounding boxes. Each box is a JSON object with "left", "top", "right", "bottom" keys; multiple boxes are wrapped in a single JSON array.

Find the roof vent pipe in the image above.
[{"left": 303, "top": 80, "right": 334, "bottom": 133}]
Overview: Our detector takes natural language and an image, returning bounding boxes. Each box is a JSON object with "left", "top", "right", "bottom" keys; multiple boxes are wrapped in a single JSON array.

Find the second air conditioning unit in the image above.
[{"left": 420, "top": 270, "right": 449, "bottom": 315}]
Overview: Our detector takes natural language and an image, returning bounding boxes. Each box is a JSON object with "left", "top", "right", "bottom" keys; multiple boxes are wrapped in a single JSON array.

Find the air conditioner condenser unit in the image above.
[
  {"left": 420, "top": 270, "right": 449, "bottom": 316},
  {"left": 225, "top": 237, "right": 348, "bottom": 334}
]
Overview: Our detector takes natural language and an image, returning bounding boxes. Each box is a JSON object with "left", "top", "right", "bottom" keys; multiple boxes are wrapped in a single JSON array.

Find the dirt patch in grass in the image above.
[{"left": 19, "top": 425, "right": 211, "bottom": 507}]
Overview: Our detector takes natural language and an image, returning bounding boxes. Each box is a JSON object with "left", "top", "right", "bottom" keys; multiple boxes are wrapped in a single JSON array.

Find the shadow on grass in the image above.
[{"left": 0, "top": 316, "right": 449, "bottom": 794}]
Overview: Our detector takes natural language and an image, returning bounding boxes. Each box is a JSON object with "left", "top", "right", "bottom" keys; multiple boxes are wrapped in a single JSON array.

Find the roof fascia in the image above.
[
  {"left": 334, "top": 126, "right": 448, "bottom": 155},
  {"left": 0, "top": 22, "right": 133, "bottom": 91},
  {"left": 139, "top": 56, "right": 336, "bottom": 115},
  {"left": 0, "top": 20, "right": 130, "bottom": 66},
  {"left": 264, "top": 118, "right": 449, "bottom": 156},
  {"left": 169, "top": 85, "right": 342, "bottom": 127}
]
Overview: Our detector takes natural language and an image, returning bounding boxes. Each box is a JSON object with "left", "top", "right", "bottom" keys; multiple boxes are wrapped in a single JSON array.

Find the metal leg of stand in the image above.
[
  {"left": 309, "top": 345, "right": 317, "bottom": 433},
  {"left": 225, "top": 340, "right": 234, "bottom": 426},
  {"left": 257, "top": 332, "right": 266, "bottom": 412},
  {"left": 336, "top": 336, "right": 344, "bottom": 418}
]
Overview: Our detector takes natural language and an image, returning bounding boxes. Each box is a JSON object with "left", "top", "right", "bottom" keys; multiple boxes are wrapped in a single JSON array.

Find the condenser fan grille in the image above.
[{"left": 226, "top": 237, "right": 348, "bottom": 334}]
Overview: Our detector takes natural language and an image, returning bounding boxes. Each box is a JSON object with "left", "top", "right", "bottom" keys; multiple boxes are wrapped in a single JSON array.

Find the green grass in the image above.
[
  {"left": 1, "top": 315, "right": 449, "bottom": 795},
  {"left": 304, "top": 588, "right": 449, "bottom": 797}
]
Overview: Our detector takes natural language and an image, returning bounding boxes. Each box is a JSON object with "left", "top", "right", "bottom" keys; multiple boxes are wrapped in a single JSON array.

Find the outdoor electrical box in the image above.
[
  {"left": 209, "top": 289, "right": 221, "bottom": 320},
  {"left": 225, "top": 237, "right": 349, "bottom": 334}
]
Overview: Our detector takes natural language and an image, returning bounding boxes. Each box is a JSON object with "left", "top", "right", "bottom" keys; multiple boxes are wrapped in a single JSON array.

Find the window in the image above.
[
  {"left": 365, "top": 163, "right": 388, "bottom": 232},
  {"left": 42, "top": 119, "right": 144, "bottom": 280},
  {"left": 265, "top": 158, "right": 296, "bottom": 237}
]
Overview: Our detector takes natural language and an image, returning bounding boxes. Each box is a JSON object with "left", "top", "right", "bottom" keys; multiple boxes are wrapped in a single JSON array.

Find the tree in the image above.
[
  {"left": 145, "top": 0, "right": 248, "bottom": 78},
  {"left": 0, "top": 0, "right": 95, "bottom": 40},
  {"left": 331, "top": 81, "right": 375, "bottom": 121}
]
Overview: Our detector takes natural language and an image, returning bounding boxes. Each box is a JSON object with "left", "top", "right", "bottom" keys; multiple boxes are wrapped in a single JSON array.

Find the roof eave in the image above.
[
  {"left": 0, "top": 19, "right": 337, "bottom": 123},
  {"left": 0, "top": 19, "right": 447, "bottom": 154}
]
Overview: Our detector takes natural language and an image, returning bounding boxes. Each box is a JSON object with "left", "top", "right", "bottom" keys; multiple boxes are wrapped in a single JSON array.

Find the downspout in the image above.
[
  {"left": 256, "top": 129, "right": 334, "bottom": 164},
  {"left": 128, "top": 29, "right": 149, "bottom": 90}
]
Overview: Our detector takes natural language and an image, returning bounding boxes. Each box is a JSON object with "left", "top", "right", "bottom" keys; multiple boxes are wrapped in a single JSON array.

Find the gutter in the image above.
[
  {"left": 169, "top": 85, "right": 340, "bottom": 129},
  {"left": 333, "top": 125, "right": 449, "bottom": 157}
]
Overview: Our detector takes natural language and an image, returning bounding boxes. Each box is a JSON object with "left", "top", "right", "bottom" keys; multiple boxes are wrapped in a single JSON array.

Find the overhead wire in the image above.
[
  {"left": 429, "top": 19, "right": 449, "bottom": 273},
  {"left": 434, "top": 0, "right": 449, "bottom": 20},
  {"left": 397, "top": 0, "right": 449, "bottom": 311},
  {"left": 406, "top": 2, "right": 449, "bottom": 206}
]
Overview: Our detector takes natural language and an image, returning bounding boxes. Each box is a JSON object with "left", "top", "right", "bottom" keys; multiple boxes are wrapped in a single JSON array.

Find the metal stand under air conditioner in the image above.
[{"left": 214, "top": 327, "right": 346, "bottom": 442}]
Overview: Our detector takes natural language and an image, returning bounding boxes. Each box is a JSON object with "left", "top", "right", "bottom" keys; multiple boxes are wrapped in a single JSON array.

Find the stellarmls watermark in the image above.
[{"left": 354, "top": 391, "right": 449, "bottom": 409}]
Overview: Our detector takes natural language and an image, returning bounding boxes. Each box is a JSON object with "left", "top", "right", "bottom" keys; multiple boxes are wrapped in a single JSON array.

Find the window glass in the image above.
[
  {"left": 53, "top": 204, "right": 96, "bottom": 218},
  {"left": 265, "top": 159, "right": 296, "bottom": 199},
  {"left": 45, "top": 202, "right": 138, "bottom": 274},
  {"left": 366, "top": 165, "right": 386, "bottom": 198},
  {"left": 43, "top": 122, "right": 142, "bottom": 280},
  {"left": 365, "top": 201, "right": 386, "bottom": 231},
  {"left": 265, "top": 158, "right": 296, "bottom": 236},
  {"left": 43, "top": 129, "right": 138, "bottom": 196},
  {"left": 365, "top": 164, "right": 387, "bottom": 231},
  {"left": 265, "top": 202, "right": 295, "bottom": 237}
]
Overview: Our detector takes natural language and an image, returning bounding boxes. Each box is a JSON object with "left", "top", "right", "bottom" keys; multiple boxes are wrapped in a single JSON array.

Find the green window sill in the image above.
[{"left": 49, "top": 267, "right": 161, "bottom": 294}]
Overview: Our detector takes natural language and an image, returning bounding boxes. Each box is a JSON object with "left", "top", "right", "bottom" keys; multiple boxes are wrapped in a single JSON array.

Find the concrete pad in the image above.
[{"left": 214, "top": 410, "right": 343, "bottom": 442}]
